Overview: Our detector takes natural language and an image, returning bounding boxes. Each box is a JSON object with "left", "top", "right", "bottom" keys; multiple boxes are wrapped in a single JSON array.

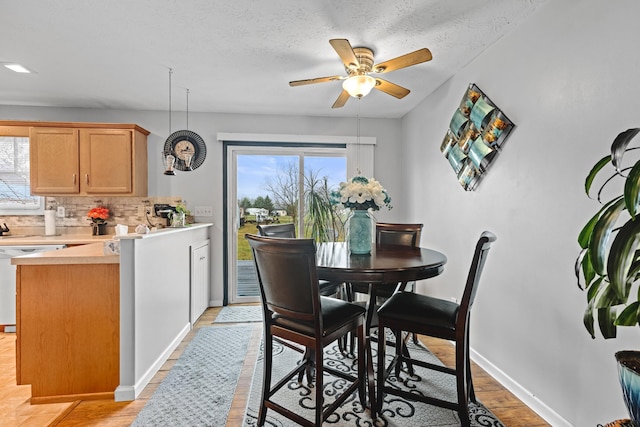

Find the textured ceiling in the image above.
[{"left": 0, "top": 0, "right": 546, "bottom": 118}]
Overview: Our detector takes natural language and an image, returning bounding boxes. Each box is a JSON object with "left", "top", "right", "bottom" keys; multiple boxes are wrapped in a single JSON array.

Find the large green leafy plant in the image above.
[{"left": 577, "top": 128, "right": 640, "bottom": 339}]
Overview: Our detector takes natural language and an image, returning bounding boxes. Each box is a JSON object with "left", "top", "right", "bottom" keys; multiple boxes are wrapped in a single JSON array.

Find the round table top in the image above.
[{"left": 315, "top": 242, "right": 447, "bottom": 284}]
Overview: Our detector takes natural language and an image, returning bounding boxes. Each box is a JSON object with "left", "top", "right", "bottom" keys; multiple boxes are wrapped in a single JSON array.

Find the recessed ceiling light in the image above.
[{"left": 4, "top": 63, "right": 32, "bottom": 73}]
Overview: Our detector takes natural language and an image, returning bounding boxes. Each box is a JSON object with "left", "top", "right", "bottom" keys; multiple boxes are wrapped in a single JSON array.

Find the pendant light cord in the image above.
[
  {"left": 186, "top": 88, "right": 189, "bottom": 130},
  {"left": 168, "top": 68, "right": 173, "bottom": 135}
]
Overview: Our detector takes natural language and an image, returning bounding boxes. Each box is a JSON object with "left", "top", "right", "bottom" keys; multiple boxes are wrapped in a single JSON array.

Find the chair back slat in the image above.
[
  {"left": 246, "top": 234, "right": 319, "bottom": 321},
  {"left": 459, "top": 231, "right": 497, "bottom": 322},
  {"left": 257, "top": 223, "right": 296, "bottom": 238},
  {"left": 376, "top": 223, "right": 423, "bottom": 247}
]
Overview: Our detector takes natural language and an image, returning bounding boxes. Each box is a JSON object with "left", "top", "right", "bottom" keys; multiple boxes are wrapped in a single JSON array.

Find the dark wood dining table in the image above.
[{"left": 315, "top": 241, "right": 447, "bottom": 407}]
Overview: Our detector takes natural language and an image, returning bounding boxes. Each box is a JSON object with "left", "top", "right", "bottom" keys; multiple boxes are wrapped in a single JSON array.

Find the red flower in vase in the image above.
[{"left": 87, "top": 207, "right": 110, "bottom": 224}]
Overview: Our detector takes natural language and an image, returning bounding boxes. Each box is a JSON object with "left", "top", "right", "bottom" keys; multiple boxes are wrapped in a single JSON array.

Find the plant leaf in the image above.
[
  {"left": 585, "top": 154, "right": 612, "bottom": 198},
  {"left": 589, "top": 197, "right": 625, "bottom": 275},
  {"left": 611, "top": 128, "right": 640, "bottom": 172},
  {"left": 586, "top": 276, "right": 604, "bottom": 303},
  {"left": 598, "top": 307, "right": 617, "bottom": 339},
  {"left": 596, "top": 282, "right": 625, "bottom": 308},
  {"left": 583, "top": 302, "right": 596, "bottom": 339},
  {"left": 615, "top": 301, "right": 640, "bottom": 326},
  {"left": 625, "top": 160, "right": 640, "bottom": 219},
  {"left": 578, "top": 198, "right": 619, "bottom": 248},
  {"left": 607, "top": 218, "right": 640, "bottom": 300}
]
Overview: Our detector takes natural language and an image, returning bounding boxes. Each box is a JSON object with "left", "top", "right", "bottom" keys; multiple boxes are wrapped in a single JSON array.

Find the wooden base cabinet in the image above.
[
  {"left": 16, "top": 263, "right": 120, "bottom": 403},
  {"left": 24, "top": 121, "right": 149, "bottom": 196}
]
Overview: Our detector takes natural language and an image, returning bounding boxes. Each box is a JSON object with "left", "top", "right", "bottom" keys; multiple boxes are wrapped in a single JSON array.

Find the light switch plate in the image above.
[
  {"left": 194, "top": 206, "right": 213, "bottom": 216},
  {"left": 56, "top": 206, "right": 65, "bottom": 218}
]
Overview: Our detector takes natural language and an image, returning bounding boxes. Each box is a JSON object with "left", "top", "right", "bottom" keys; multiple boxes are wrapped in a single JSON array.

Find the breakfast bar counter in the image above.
[
  {"left": 11, "top": 223, "right": 213, "bottom": 404},
  {"left": 11, "top": 241, "right": 117, "bottom": 265}
]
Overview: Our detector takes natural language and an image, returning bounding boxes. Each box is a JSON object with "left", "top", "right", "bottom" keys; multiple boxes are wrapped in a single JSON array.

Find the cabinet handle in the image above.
[
  {"left": 200, "top": 256, "right": 206, "bottom": 261},
  {"left": 85, "top": 174, "right": 89, "bottom": 184},
  {"left": 72, "top": 174, "right": 76, "bottom": 184}
]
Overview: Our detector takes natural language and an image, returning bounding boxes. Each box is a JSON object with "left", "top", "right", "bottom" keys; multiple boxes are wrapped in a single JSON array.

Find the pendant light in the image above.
[
  {"left": 163, "top": 75, "right": 207, "bottom": 172},
  {"left": 163, "top": 68, "right": 176, "bottom": 175}
]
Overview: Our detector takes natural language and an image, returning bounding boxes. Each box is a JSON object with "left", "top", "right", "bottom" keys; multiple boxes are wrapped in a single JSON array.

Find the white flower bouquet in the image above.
[{"left": 330, "top": 176, "right": 392, "bottom": 211}]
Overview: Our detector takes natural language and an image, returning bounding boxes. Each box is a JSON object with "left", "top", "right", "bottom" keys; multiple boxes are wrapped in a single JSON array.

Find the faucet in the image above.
[{"left": 0, "top": 223, "right": 9, "bottom": 236}]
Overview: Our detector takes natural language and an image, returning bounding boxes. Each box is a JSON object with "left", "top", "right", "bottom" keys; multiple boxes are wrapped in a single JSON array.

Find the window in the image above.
[{"left": 0, "top": 129, "right": 43, "bottom": 214}]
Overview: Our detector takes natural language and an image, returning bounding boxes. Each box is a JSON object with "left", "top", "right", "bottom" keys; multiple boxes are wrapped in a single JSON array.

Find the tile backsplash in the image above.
[{"left": 4, "top": 196, "right": 187, "bottom": 234}]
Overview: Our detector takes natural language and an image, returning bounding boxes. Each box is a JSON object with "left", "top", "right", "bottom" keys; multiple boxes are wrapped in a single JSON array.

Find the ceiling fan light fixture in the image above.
[{"left": 342, "top": 75, "right": 376, "bottom": 98}]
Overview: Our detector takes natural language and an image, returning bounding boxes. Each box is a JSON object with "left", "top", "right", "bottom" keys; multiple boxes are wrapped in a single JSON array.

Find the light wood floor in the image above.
[{"left": 0, "top": 305, "right": 549, "bottom": 427}]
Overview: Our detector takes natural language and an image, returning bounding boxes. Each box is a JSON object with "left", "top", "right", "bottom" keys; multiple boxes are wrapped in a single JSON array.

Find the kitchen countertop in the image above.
[
  {"left": 7, "top": 224, "right": 213, "bottom": 266},
  {"left": 0, "top": 223, "right": 213, "bottom": 246},
  {"left": 11, "top": 242, "right": 118, "bottom": 266},
  {"left": 0, "top": 233, "right": 114, "bottom": 246}
]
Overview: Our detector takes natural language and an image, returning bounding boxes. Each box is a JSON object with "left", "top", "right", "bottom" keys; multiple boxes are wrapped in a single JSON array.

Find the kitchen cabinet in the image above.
[
  {"left": 190, "top": 239, "right": 210, "bottom": 325},
  {"left": 15, "top": 246, "right": 120, "bottom": 403},
  {"left": 14, "top": 121, "right": 149, "bottom": 196}
]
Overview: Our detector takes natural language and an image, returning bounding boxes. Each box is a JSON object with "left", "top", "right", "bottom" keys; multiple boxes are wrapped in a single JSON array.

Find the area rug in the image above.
[
  {"left": 213, "top": 305, "right": 263, "bottom": 323},
  {"left": 131, "top": 325, "right": 253, "bottom": 426},
  {"left": 243, "top": 337, "right": 505, "bottom": 427}
]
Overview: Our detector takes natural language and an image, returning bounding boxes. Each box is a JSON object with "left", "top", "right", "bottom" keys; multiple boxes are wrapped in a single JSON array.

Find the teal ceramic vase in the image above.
[
  {"left": 616, "top": 351, "right": 640, "bottom": 426},
  {"left": 348, "top": 209, "right": 372, "bottom": 255}
]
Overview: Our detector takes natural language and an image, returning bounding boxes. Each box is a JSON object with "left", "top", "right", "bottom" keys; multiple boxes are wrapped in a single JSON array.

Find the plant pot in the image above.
[
  {"left": 91, "top": 222, "right": 107, "bottom": 236},
  {"left": 616, "top": 351, "right": 640, "bottom": 426},
  {"left": 348, "top": 209, "right": 372, "bottom": 255}
]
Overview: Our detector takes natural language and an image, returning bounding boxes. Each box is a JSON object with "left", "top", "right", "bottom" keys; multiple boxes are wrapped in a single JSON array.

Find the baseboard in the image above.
[
  {"left": 0, "top": 324, "right": 16, "bottom": 333},
  {"left": 115, "top": 323, "right": 191, "bottom": 402},
  {"left": 471, "top": 347, "right": 572, "bottom": 427}
]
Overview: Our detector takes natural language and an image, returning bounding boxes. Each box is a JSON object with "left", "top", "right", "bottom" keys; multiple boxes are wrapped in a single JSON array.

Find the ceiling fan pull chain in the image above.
[{"left": 356, "top": 99, "right": 361, "bottom": 176}]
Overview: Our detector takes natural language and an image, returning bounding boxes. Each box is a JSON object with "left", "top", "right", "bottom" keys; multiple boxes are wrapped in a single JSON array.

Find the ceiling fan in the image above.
[{"left": 289, "top": 38, "right": 432, "bottom": 108}]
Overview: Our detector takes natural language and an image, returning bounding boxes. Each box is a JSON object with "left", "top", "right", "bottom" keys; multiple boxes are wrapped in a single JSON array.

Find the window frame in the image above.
[{"left": 0, "top": 126, "right": 44, "bottom": 215}]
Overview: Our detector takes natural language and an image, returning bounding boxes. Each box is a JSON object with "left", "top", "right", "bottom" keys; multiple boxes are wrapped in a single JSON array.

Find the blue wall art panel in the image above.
[{"left": 440, "top": 83, "right": 515, "bottom": 191}]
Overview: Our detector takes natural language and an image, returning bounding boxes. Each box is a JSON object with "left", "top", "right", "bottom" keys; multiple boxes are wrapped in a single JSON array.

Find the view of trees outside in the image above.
[
  {"left": 236, "top": 154, "right": 347, "bottom": 262},
  {"left": 0, "top": 136, "right": 39, "bottom": 207}
]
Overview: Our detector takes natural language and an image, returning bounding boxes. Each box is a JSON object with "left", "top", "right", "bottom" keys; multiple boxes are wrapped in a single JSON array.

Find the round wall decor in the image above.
[{"left": 164, "top": 129, "right": 207, "bottom": 171}]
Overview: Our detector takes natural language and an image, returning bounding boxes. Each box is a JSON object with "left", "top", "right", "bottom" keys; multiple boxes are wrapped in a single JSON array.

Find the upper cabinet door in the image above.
[
  {"left": 80, "top": 129, "right": 133, "bottom": 194},
  {"left": 30, "top": 127, "right": 80, "bottom": 194},
  {"left": 24, "top": 122, "right": 148, "bottom": 197}
]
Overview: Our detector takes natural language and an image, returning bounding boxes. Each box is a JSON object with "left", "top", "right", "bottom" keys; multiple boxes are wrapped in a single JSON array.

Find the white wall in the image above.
[
  {"left": 402, "top": 1, "right": 640, "bottom": 425},
  {"left": 0, "top": 106, "right": 403, "bottom": 306}
]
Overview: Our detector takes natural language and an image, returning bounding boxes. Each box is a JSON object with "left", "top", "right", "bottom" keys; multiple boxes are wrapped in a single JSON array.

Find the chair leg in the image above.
[
  {"left": 411, "top": 332, "right": 420, "bottom": 345},
  {"left": 297, "top": 347, "right": 315, "bottom": 383},
  {"left": 258, "top": 331, "right": 273, "bottom": 426},
  {"left": 376, "top": 323, "right": 387, "bottom": 415},
  {"left": 314, "top": 345, "right": 324, "bottom": 426},
  {"left": 455, "top": 336, "right": 471, "bottom": 427},
  {"left": 465, "top": 329, "right": 476, "bottom": 403},
  {"left": 394, "top": 329, "right": 404, "bottom": 378}
]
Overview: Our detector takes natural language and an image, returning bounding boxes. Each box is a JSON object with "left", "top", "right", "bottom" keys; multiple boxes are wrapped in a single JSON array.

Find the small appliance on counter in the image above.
[{"left": 154, "top": 203, "right": 176, "bottom": 218}]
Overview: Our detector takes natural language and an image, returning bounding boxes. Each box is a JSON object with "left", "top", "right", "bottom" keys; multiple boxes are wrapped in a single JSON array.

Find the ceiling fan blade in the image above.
[
  {"left": 329, "top": 39, "right": 360, "bottom": 70},
  {"left": 332, "top": 90, "right": 350, "bottom": 108},
  {"left": 374, "top": 78, "right": 410, "bottom": 99},
  {"left": 373, "top": 48, "right": 432, "bottom": 73},
  {"left": 289, "top": 76, "right": 344, "bottom": 87}
]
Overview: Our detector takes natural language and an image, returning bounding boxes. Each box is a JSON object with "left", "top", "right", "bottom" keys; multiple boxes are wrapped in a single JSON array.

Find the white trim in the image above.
[
  {"left": 115, "top": 323, "right": 190, "bottom": 402},
  {"left": 217, "top": 132, "right": 376, "bottom": 145},
  {"left": 471, "top": 348, "right": 572, "bottom": 427}
]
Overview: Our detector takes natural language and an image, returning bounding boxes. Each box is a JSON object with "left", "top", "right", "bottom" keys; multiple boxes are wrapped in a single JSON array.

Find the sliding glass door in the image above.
[{"left": 227, "top": 144, "right": 346, "bottom": 304}]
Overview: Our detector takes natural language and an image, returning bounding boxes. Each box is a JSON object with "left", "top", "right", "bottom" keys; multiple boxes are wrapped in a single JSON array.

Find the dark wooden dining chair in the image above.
[
  {"left": 344, "top": 222, "right": 424, "bottom": 352},
  {"left": 376, "top": 231, "right": 496, "bottom": 427},
  {"left": 246, "top": 234, "right": 373, "bottom": 426},
  {"left": 257, "top": 223, "right": 342, "bottom": 297}
]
